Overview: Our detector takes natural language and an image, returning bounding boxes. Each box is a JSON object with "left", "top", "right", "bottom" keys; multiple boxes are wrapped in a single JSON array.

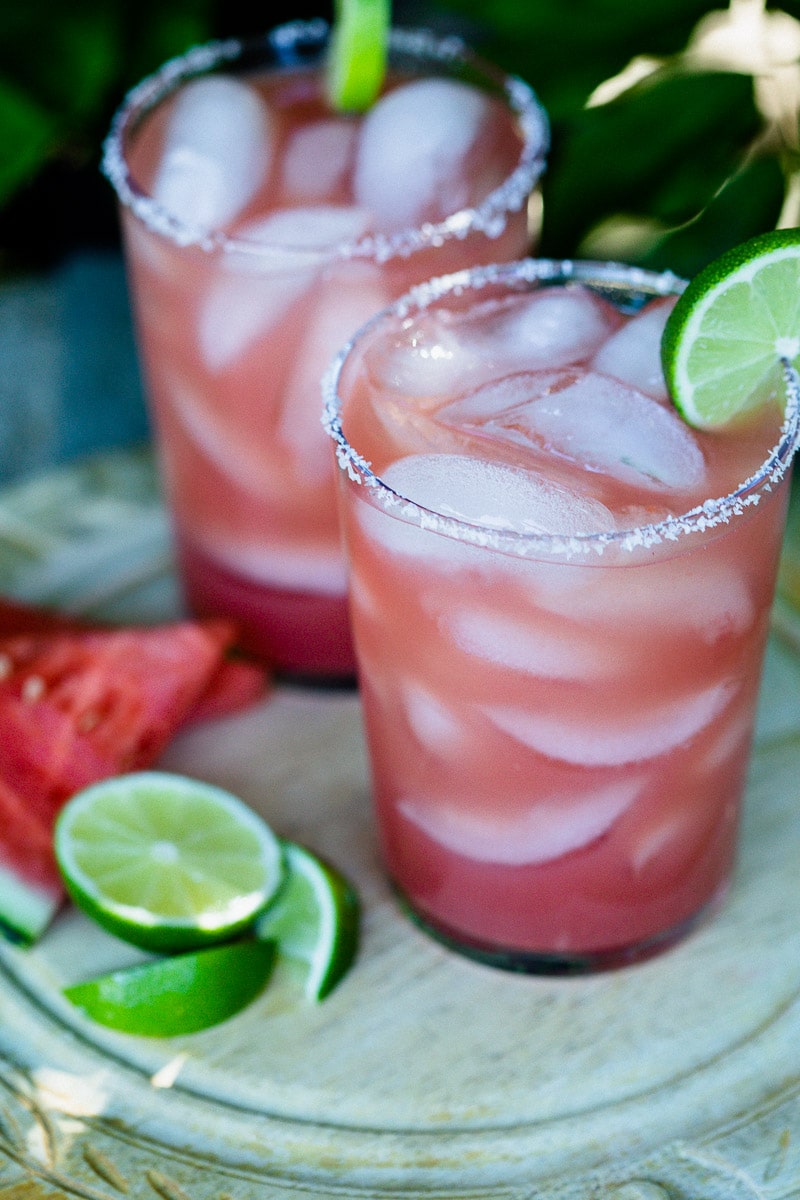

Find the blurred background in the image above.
[{"left": 2, "top": 0, "right": 800, "bottom": 483}]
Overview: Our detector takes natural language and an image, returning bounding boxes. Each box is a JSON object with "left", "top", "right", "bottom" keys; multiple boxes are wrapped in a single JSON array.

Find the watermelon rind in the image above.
[{"left": 0, "top": 859, "right": 61, "bottom": 946}]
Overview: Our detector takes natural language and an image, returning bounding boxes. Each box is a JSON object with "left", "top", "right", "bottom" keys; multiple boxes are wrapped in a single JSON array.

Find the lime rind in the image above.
[
  {"left": 63, "top": 940, "right": 276, "bottom": 1037},
  {"left": 662, "top": 228, "right": 800, "bottom": 429},
  {"left": 327, "top": 0, "right": 390, "bottom": 113},
  {"left": 54, "top": 772, "right": 284, "bottom": 952},
  {"left": 256, "top": 841, "right": 359, "bottom": 1001}
]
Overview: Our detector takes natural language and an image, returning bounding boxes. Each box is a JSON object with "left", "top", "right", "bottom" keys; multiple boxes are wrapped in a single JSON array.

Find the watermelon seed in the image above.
[{"left": 22, "top": 676, "right": 46, "bottom": 702}]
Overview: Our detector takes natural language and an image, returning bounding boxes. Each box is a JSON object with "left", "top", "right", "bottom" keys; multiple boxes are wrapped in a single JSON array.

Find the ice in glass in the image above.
[
  {"left": 325, "top": 259, "right": 800, "bottom": 971},
  {"left": 103, "top": 21, "right": 549, "bottom": 681}
]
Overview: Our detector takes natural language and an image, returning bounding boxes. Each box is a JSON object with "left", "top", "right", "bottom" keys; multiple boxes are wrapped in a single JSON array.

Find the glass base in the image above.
[
  {"left": 176, "top": 534, "right": 357, "bottom": 684},
  {"left": 396, "top": 882, "right": 729, "bottom": 976}
]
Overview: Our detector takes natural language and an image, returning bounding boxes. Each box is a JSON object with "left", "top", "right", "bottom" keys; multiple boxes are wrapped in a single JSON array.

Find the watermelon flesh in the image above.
[
  {"left": 0, "top": 778, "right": 63, "bottom": 944},
  {"left": 0, "top": 604, "right": 271, "bottom": 944}
]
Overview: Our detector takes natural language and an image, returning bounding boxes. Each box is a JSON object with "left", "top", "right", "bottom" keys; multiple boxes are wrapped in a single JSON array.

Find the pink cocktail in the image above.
[
  {"left": 325, "top": 259, "right": 800, "bottom": 971},
  {"left": 103, "top": 22, "right": 549, "bottom": 682}
]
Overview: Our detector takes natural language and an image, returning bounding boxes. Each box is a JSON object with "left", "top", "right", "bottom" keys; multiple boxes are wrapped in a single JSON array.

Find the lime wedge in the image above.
[
  {"left": 661, "top": 228, "right": 800, "bottom": 429},
  {"left": 256, "top": 842, "right": 359, "bottom": 1000},
  {"left": 327, "top": 0, "right": 390, "bottom": 113},
  {"left": 63, "top": 940, "right": 275, "bottom": 1036},
  {"left": 54, "top": 772, "right": 283, "bottom": 953}
]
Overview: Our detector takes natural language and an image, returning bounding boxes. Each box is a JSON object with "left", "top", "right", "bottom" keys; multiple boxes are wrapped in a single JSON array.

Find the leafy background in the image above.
[{"left": 2, "top": 0, "right": 800, "bottom": 276}]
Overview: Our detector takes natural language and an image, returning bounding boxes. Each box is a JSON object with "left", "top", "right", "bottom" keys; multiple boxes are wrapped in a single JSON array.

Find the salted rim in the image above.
[
  {"left": 321, "top": 257, "right": 800, "bottom": 561},
  {"left": 101, "top": 19, "right": 549, "bottom": 263}
]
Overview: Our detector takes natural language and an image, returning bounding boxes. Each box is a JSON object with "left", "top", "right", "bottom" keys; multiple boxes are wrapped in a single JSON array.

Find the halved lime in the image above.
[
  {"left": 256, "top": 841, "right": 359, "bottom": 1000},
  {"left": 54, "top": 772, "right": 284, "bottom": 952},
  {"left": 326, "top": 0, "right": 390, "bottom": 113},
  {"left": 661, "top": 228, "right": 800, "bottom": 429},
  {"left": 63, "top": 940, "right": 275, "bottom": 1036}
]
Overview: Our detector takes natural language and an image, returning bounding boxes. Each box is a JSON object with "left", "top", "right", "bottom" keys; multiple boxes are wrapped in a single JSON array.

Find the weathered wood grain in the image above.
[{"left": 0, "top": 451, "right": 799, "bottom": 1197}]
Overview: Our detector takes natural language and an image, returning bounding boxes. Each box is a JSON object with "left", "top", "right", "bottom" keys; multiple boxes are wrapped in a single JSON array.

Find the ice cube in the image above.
[
  {"left": 365, "top": 315, "right": 479, "bottom": 401},
  {"left": 591, "top": 297, "right": 676, "bottom": 401},
  {"left": 700, "top": 705, "right": 752, "bottom": 773},
  {"left": 448, "top": 607, "right": 625, "bottom": 681},
  {"left": 237, "top": 205, "right": 372, "bottom": 261},
  {"left": 381, "top": 453, "right": 617, "bottom": 537},
  {"left": 355, "top": 453, "right": 616, "bottom": 569},
  {"left": 207, "top": 536, "right": 348, "bottom": 595},
  {"left": 152, "top": 76, "right": 273, "bottom": 235},
  {"left": 168, "top": 373, "right": 284, "bottom": 499},
  {"left": 275, "top": 261, "right": 390, "bottom": 481},
  {"left": 466, "top": 287, "right": 621, "bottom": 374},
  {"left": 497, "top": 371, "right": 706, "bottom": 492},
  {"left": 354, "top": 487, "right": 484, "bottom": 570},
  {"left": 403, "top": 682, "right": 465, "bottom": 754},
  {"left": 398, "top": 778, "right": 641, "bottom": 865},
  {"left": 280, "top": 119, "right": 358, "bottom": 201},
  {"left": 198, "top": 270, "right": 312, "bottom": 373},
  {"left": 436, "top": 371, "right": 565, "bottom": 426},
  {"left": 630, "top": 811, "right": 695, "bottom": 874},
  {"left": 484, "top": 678, "right": 737, "bottom": 767},
  {"left": 198, "top": 206, "right": 373, "bottom": 371},
  {"left": 353, "top": 78, "right": 507, "bottom": 232}
]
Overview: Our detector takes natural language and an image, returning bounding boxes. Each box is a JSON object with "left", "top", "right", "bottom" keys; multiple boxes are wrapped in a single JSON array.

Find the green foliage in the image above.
[
  {"left": 435, "top": 0, "right": 719, "bottom": 117},
  {"left": 438, "top": 0, "right": 800, "bottom": 277},
  {"left": 0, "top": 79, "right": 54, "bottom": 204},
  {"left": 0, "top": 0, "right": 214, "bottom": 209},
  {"left": 642, "top": 155, "right": 787, "bottom": 276},
  {"left": 543, "top": 70, "right": 762, "bottom": 257}
]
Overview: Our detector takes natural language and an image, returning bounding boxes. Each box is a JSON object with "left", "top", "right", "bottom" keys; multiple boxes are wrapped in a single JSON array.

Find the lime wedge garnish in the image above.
[
  {"left": 54, "top": 772, "right": 283, "bottom": 953},
  {"left": 661, "top": 228, "right": 800, "bottom": 429},
  {"left": 256, "top": 841, "right": 359, "bottom": 1000},
  {"left": 63, "top": 941, "right": 275, "bottom": 1036},
  {"left": 327, "top": 0, "right": 390, "bottom": 113}
]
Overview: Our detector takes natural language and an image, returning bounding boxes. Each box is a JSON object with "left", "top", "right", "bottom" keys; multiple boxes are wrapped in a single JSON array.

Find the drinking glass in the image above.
[
  {"left": 324, "top": 257, "right": 800, "bottom": 972},
  {"left": 103, "top": 21, "right": 549, "bottom": 682}
]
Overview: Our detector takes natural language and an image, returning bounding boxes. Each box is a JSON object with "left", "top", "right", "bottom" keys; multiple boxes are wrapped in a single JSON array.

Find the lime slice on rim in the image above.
[
  {"left": 661, "top": 228, "right": 800, "bottom": 429},
  {"left": 327, "top": 0, "right": 390, "bottom": 113},
  {"left": 63, "top": 940, "right": 275, "bottom": 1036},
  {"left": 256, "top": 841, "right": 359, "bottom": 1001},
  {"left": 54, "top": 772, "right": 284, "bottom": 953}
]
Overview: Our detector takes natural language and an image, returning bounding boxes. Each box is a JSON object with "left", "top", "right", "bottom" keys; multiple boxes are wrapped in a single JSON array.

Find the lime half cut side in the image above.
[
  {"left": 661, "top": 228, "right": 800, "bottom": 429},
  {"left": 327, "top": 0, "right": 390, "bottom": 113},
  {"left": 64, "top": 940, "right": 276, "bottom": 1037},
  {"left": 256, "top": 841, "right": 359, "bottom": 1001},
  {"left": 54, "top": 772, "right": 284, "bottom": 953}
]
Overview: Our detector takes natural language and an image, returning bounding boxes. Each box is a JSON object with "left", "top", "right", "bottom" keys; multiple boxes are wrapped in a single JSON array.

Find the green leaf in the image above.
[
  {"left": 119, "top": 1, "right": 216, "bottom": 88},
  {"left": 641, "top": 155, "right": 787, "bottom": 277},
  {"left": 0, "top": 0, "right": 215, "bottom": 221},
  {"left": 540, "top": 69, "right": 761, "bottom": 258},
  {"left": 0, "top": 1, "right": 122, "bottom": 120},
  {"left": 435, "top": 0, "right": 720, "bottom": 117},
  {"left": 0, "top": 77, "right": 56, "bottom": 206}
]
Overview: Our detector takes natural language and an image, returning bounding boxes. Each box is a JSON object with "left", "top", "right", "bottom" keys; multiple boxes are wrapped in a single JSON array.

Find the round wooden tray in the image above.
[{"left": 2, "top": 449, "right": 800, "bottom": 1200}]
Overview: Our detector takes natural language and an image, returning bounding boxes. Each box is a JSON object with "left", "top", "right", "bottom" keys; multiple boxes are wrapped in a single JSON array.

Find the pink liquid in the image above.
[
  {"left": 335, "top": 274, "right": 794, "bottom": 968},
  {"left": 176, "top": 533, "right": 353, "bottom": 678},
  {"left": 116, "top": 41, "right": 542, "bottom": 681}
]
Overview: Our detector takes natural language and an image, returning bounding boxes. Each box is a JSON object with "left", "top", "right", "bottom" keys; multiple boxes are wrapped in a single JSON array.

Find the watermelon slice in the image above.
[
  {"left": 0, "top": 598, "right": 84, "bottom": 637},
  {"left": 0, "top": 778, "right": 63, "bottom": 944},
  {"left": 0, "top": 608, "right": 270, "bottom": 944},
  {"left": 186, "top": 656, "right": 270, "bottom": 725}
]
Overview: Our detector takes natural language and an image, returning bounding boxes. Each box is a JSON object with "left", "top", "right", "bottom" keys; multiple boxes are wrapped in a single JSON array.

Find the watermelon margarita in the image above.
[
  {"left": 103, "top": 22, "right": 549, "bottom": 681},
  {"left": 324, "top": 259, "right": 800, "bottom": 971}
]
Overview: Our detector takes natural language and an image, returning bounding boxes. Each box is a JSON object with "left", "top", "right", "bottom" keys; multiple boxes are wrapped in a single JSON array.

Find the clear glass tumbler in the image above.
[
  {"left": 325, "top": 257, "right": 800, "bottom": 972},
  {"left": 103, "top": 21, "right": 549, "bottom": 683}
]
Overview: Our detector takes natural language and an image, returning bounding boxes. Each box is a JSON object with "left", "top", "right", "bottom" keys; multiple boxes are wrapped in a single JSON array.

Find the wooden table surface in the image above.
[{"left": 1, "top": 449, "right": 800, "bottom": 1200}]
